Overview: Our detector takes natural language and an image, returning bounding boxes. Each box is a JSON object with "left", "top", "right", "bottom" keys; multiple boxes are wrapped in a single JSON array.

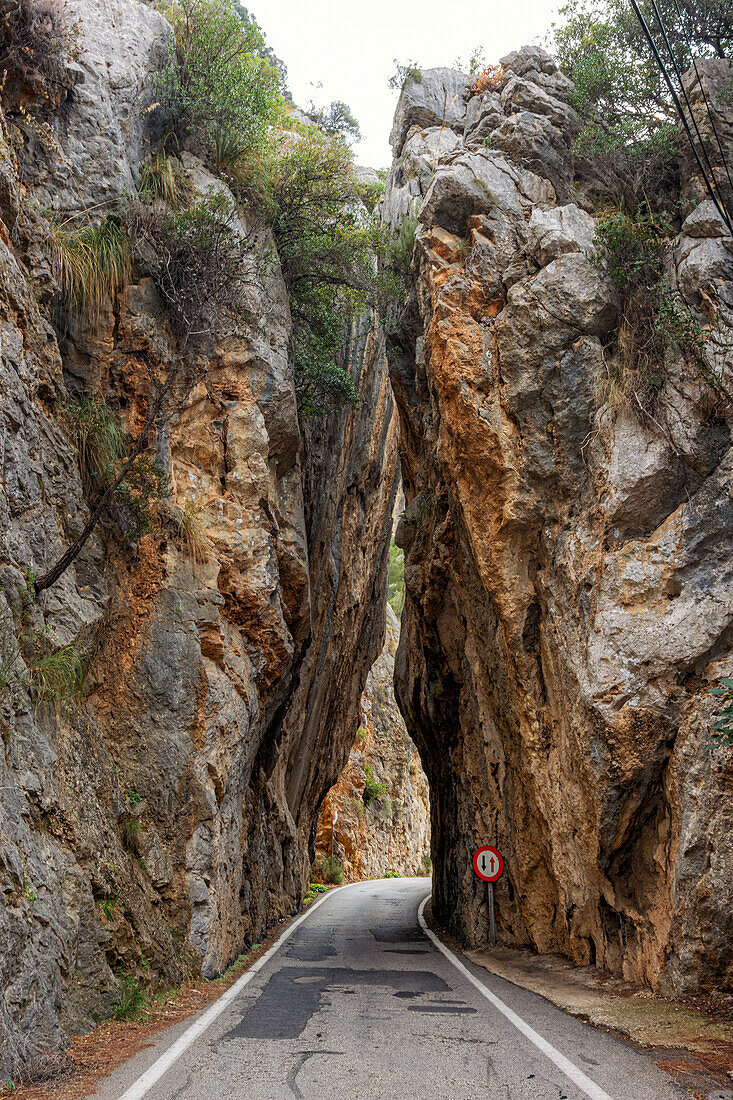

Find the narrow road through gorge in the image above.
[{"left": 94, "top": 879, "right": 688, "bottom": 1100}]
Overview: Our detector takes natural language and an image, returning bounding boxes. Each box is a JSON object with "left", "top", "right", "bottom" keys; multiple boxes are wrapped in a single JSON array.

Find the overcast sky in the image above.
[{"left": 251, "top": 0, "right": 563, "bottom": 169}]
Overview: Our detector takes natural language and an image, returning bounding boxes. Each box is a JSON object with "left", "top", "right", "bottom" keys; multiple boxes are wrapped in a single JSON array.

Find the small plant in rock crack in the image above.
[
  {"left": 174, "top": 500, "right": 212, "bottom": 565},
  {"left": 98, "top": 895, "right": 120, "bottom": 921},
  {"left": 115, "top": 455, "right": 169, "bottom": 540},
  {"left": 591, "top": 209, "right": 721, "bottom": 413},
  {"left": 113, "top": 975, "right": 149, "bottom": 1021},
  {"left": 49, "top": 217, "right": 131, "bottom": 329},
  {"left": 66, "top": 397, "right": 127, "bottom": 489},
  {"left": 362, "top": 764, "right": 386, "bottom": 806},
  {"left": 121, "top": 817, "right": 142, "bottom": 852},
  {"left": 25, "top": 641, "right": 85, "bottom": 709},
  {"left": 709, "top": 678, "right": 733, "bottom": 747}
]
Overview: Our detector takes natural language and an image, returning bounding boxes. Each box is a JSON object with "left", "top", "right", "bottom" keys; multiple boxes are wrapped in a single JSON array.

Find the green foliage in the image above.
[
  {"left": 66, "top": 398, "right": 126, "bottom": 488},
  {"left": 304, "top": 881, "right": 328, "bottom": 905},
  {"left": 127, "top": 791, "right": 142, "bottom": 806},
  {"left": 355, "top": 726, "right": 367, "bottom": 744},
  {"left": 49, "top": 217, "right": 131, "bottom": 327},
  {"left": 389, "top": 59, "right": 423, "bottom": 91},
  {"left": 549, "top": 0, "right": 688, "bottom": 207},
  {"left": 362, "top": 764, "right": 387, "bottom": 806},
  {"left": 155, "top": 0, "right": 283, "bottom": 158},
  {"left": 269, "top": 129, "right": 383, "bottom": 416},
  {"left": 390, "top": 214, "right": 418, "bottom": 276},
  {"left": 420, "top": 851, "right": 433, "bottom": 875},
  {"left": 384, "top": 870, "right": 402, "bottom": 878},
  {"left": 709, "top": 677, "right": 733, "bottom": 747},
  {"left": 121, "top": 817, "right": 142, "bottom": 852},
  {"left": 113, "top": 975, "right": 149, "bottom": 1020},
  {"left": 98, "top": 895, "right": 120, "bottom": 921},
  {"left": 117, "top": 456, "right": 168, "bottom": 537},
  {"left": 315, "top": 854, "right": 344, "bottom": 885},
  {"left": 357, "top": 175, "right": 386, "bottom": 214},
  {"left": 592, "top": 209, "right": 710, "bottom": 408},
  {"left": 453, "top": 45, "right": 487, "bottom": 76},
  {"left": 26, "top": 643, "right": 84, "bottom": 708},
  {"left": 307, "top": 99, "right": 362, "bottom": 142},
  {"left": 388, "top": 540, "right": 405, "bottom": 616}
]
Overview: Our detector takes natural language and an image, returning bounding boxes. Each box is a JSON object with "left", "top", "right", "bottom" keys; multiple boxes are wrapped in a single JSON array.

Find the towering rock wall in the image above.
[
  {"left": 387, "top": 50, "right": 733, "bottom": 995},
  {"left": 315, "top": 605, "right": 431, "bottom": 880},
  {"left": 0, "top": 0, "right": 396, "bottom": 1075}
]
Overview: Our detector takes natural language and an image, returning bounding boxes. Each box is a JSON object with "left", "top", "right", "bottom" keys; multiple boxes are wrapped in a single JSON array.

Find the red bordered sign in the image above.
[{"left": 473, "top": 845, "right": 503, "bottom": 883}]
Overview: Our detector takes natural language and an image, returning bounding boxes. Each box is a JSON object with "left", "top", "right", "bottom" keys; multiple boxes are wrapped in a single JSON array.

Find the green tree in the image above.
[
  {"left": 156, "top": 0, "right": 283, "bottom": 156},
  {"left": 306, "top": 99, "right": 362, "bottom": 142},
  {"left": 550, "top": 0, "right": 731, "bottom": 206},
  {"left": 269, "top": 129, "right": 385, "bottom": 415}
]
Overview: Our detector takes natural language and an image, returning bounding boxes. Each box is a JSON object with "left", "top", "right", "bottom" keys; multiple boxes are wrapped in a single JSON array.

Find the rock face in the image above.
[
  {"left": 387, "top": 50, "right": 733, "bottom": 994},
  {"left": 315, "top": 606, "right": 431, "bottom": 880},
  {"left": 0, "top": 0, "right": 396, "bottom": 1076}
]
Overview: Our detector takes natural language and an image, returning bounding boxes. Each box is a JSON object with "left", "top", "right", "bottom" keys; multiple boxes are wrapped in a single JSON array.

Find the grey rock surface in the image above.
[
  {"left": 389, "top": 67, "right": 470, "bottom": 157},
  {"left": 386, "top": 44, "right": 733, "bottom": 998}
]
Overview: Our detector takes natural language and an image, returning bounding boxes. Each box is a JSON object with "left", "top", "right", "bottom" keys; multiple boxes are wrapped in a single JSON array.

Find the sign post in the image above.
[
  {"left": 472, "top": 845, "right": 503, "bottom": 948},
  {"left": 331, "top": 809, "right": 338, "bottom": 857}
]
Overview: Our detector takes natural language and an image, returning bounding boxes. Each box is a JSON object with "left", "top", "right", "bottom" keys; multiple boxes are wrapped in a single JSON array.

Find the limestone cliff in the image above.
[
  {"left": 386, "top": 50, "right": 733, "bottom": 995},
  {"left": 315, "top": 605, "right": 431, "bottom": 880},
  {"left": 0, "top": 0, "right": 396, "bottom": 1075}
]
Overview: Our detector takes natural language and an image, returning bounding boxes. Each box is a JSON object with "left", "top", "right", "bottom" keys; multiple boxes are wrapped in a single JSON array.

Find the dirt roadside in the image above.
[
  {"left": 424, "top": 903, "right": 733, "bottom": 1100},
  {"left": 467, "top": 945, "right": 733, "bottom": 1099}
]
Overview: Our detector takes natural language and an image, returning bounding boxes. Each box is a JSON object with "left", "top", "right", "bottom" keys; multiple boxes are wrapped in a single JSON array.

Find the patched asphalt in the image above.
[{"left": 93, "top": 878, "right": 690, "bottom": 1100}]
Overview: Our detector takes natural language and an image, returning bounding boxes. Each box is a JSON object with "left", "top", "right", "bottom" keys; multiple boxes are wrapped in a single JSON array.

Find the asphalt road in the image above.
[{"left": 94, "top": 878, "right": 688, "bottom": 1100}]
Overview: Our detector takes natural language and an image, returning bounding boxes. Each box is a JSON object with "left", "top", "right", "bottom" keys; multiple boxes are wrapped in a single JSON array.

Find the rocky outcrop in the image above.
[
  {"left": 0, "top": 0, "right": 396, "bottom": 1076},
  {"left": 315, "top": 605, "right": 430, "bottom": 880},
  {"left": 387, "top": 50, "right": 733, "bottom": 994}
]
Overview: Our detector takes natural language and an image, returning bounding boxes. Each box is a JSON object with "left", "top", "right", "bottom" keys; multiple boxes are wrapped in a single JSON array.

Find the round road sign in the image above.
[{"left": 473, "top": 845, "right": 503, "bottom": 882}]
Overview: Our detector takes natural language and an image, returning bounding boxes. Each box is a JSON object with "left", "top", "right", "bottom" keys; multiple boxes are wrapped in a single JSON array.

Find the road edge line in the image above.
[
  {"left": 117, "top": 882, "right": 363, "bottom": 1100},
  {"left": 417, "top": 895, "right": 615, "bottom": 1100}
]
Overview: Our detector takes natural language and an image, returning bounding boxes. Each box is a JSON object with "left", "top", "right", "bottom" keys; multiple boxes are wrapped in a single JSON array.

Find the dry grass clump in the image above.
[
  {"left": 174, "top": 500, "right": 212, "bottom": 564},
  {"left": 50, "top": 217, "right": 131, "bottom": 327}
]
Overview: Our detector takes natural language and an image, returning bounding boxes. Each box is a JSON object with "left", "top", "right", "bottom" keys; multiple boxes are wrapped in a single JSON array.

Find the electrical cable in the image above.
[
  {"left": 648, "top": 0, "right": 730, "bottom": 220},
  {"left": 629, "top": 0, "right": 733, "bottom": 234},
  {"left": 669, "top": 0, "right": 733, "bottom": 205}
]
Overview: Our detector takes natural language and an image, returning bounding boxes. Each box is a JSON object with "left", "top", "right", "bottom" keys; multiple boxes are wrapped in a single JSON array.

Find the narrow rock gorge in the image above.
[
  {"left": 315, "top": 605, "right": 431, "bottom": 880},
  {"left": 0, "top": 0, "right": 397, "bottom": 1074},
  {"left": 385, "top": 50, "right": 733, "bottom": 995},
  {"left": 0, "top": 0, "right": 732, "bottom": 1083}
]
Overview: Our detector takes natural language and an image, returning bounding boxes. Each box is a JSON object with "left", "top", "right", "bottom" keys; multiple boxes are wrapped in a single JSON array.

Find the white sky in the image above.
[{"left": 251, "top": 0, "right": 563, "bottom": 169}]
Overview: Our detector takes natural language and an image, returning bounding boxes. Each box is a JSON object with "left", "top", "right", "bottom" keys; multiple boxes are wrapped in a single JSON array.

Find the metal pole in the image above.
[{"left": 488, "top": 881, "right": 496, "bottom": 948}]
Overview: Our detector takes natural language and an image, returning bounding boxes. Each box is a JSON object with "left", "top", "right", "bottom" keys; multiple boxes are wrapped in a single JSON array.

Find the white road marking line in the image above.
[
  {"left": 117, "top": 882, "right": 365, "bottom": 1100},
  {"left": 417, "top": 895, "right": 615, "bottom": 1100}
]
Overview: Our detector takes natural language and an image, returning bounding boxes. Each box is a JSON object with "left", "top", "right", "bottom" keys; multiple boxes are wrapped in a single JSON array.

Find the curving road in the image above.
[{"left": 94, "top": 878, "right": 688, "bottom": 1100}]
